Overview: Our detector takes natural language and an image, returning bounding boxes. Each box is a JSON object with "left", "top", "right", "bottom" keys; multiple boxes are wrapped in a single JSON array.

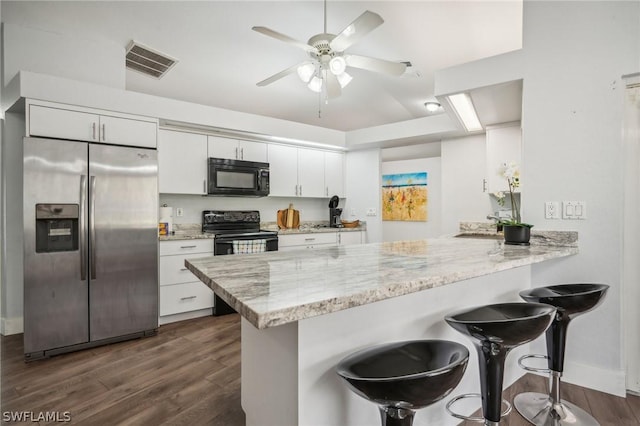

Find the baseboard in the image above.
[
  {"left": 1, "top": 316, "right": 24, "bottom": 336},
  {"left": 562, "top": 361, "right": 627, "bottom": 397}
]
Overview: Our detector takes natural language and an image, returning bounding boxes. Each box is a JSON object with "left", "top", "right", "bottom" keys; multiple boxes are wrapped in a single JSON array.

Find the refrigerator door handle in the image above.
[
  {"left": 90, "top": 176, "right": 97, "bottom": 279},
  {"left": 79, "top": 175, "right": 87, "bottom": 280}
]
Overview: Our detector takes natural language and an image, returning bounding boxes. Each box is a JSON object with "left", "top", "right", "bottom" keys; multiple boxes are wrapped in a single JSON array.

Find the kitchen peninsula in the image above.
[{"left": 186, "top": 235, "right": 578, "bottom": 426}]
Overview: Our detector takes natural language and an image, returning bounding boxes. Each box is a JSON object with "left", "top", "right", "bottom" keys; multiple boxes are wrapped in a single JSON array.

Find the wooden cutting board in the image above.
[{"left": 277, "top": 208, "right": 300, "bottom": 229}]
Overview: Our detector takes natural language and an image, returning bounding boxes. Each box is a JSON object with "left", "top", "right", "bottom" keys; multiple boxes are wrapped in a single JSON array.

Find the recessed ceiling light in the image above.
[
  {"left": 424, "top": 102, "right": 441, "bottom": 112},
  {"left": 447, "top": 93, "right": 483, "bottom": 132}
]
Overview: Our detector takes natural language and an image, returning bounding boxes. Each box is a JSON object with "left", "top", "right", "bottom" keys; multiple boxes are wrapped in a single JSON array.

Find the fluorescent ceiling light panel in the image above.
[{"left": 448, "top": 93, "right": 482, "bottom": 131}]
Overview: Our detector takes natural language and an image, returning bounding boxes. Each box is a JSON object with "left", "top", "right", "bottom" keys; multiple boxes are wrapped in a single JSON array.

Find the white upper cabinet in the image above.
[
  {"left": 297, "top": 148, "right": 325, "bottom": 198},
  {"left": 158, "top": 129, "right": 208, "bottom": 194},
  {"left": 268, "top": 144, "right": 328, "bottom": 198},
  {"left": 485, "top": 123, "right": 522, "bottom": 194},
  {"left": 28, "top": 102, "right": 157, "bottom": 148},
  {"left": 324, "top": 151, "right": 345, "bottom": 198},
  {"left": 268, "top": 144, "right": 298, "bottom": 197},
  {"left": 207, "top": 136, "right": 267, "bottom": 163}
]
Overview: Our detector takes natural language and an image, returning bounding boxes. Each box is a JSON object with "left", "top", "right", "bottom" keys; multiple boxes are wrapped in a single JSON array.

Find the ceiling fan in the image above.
[{"left": 252, "top": 1, "right": 407, "bottom": 99}]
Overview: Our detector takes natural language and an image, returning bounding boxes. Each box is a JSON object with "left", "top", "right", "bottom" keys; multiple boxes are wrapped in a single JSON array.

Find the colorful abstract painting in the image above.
[{"left": 382, "top": 172, "right": 428, "bottom": 221}]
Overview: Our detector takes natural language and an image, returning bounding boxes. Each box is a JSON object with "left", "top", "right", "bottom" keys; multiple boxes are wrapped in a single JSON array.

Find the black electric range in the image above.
[{"left": 202, "top": 210, "right": 278, "bottom": 315}]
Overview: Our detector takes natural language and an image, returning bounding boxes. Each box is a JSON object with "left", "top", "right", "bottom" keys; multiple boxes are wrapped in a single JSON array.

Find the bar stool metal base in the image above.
[{"left": 514, "top": 392, "right": 599, "bottom": 426}]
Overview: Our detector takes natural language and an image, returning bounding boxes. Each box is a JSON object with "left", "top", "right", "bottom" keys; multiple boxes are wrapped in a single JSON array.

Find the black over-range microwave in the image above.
[{"left": 207, "top": 157, "right": 270, "bottom": 197}]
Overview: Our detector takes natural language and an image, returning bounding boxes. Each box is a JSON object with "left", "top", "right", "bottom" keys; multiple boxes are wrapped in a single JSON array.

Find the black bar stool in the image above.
[
  {"left": 336, "top": 339, "right": 469, "bottom": 426},
  {"left": 514, "top": 283, "right": 609, "bottom": 426},
  {"left": 445, "top": 302, "right": 556, "bottom": 426}
]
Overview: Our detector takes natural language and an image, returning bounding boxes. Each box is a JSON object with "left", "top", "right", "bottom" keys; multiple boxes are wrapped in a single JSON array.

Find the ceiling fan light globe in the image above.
[
  {"left": 308, "top": 76, "right": 323, "bottom": 93},
  {"left": 329, "top": 56, "right": 347, "bottom": 75},
  {"left": 297, "top": 63, "right": 315, "bottom": 83},
  {"left": 336, "top": 72, "right": 353, "bottom": 88}
]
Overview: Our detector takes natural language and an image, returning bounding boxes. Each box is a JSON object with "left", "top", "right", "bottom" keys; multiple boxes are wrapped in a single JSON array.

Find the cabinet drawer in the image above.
[
  {"left": 160, "top": 239, "right": 212, "bottom": 256},
  {"left": 160, "top": 253, "right": 210, "bottom": 286},
  {"left": 279, "top": 232, "right": 337, "bottom": 248},
  {"left": 160, "top": 282, "right": 214, "bottom": 316}
]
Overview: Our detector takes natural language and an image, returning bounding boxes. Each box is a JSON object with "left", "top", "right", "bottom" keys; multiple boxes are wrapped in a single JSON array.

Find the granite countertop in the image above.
[
  {"left": 185, "top": 234, "right": 578, "bottom": 329},
  {"left": 159, "top": 221, "right": 366, "bottom": 241}
]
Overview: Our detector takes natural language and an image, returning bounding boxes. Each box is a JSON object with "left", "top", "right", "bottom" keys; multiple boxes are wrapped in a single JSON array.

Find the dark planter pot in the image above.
[{"left": 503, "top": 225, "right": 531, "bottom": 245}]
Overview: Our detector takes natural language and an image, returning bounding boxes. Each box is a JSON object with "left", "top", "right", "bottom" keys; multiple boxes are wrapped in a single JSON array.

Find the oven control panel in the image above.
[{"left": 203, "top": 210, "right": 260, "bottom": 225}]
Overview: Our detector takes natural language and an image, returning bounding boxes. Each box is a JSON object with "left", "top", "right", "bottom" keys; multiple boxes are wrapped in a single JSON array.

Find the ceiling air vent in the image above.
[{"left": 125, "top": 41, "right": 178, "bottom": 79}]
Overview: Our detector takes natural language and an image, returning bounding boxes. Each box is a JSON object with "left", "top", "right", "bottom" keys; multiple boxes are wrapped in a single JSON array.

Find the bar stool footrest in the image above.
[
  {"left": 446, "top": 393, "right": 512, "bottom": 423},
  {"left": 518, "top": 354, "right": 551, "bottom": 374}
]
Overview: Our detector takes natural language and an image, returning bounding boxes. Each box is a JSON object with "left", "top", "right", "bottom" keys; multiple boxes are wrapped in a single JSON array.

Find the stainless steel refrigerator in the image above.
[{"left": 23, "top": 137, "right": 158, "bottom": 360}]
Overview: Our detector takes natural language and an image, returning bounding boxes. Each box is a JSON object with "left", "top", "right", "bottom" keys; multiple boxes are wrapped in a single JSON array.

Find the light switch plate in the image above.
[
  {"left": 176, "top": 207, "right": 184, "bottom": 217},
  {"left": 366, "top": 208, "right": 377, "bottom": 217},
  {"left": 562, "top": 201, "right": 586, "bottom": 220}
]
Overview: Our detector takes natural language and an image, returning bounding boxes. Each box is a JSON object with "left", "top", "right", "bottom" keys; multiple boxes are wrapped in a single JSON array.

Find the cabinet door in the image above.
[
  {"left": 208, "top": 135, "right": 239, "bottom": 160},
  {"left": 239, "top": 140, "right": 268, "bottom": 163},
  {"left": 159, "top": 130, "right": 208, "bottom": 194},
  {"left": 99, "top": 115, "right": 157, "bottom": 148},
  {"left": 268, "top": 144, "right": 298, "bottom": 197},
  {"left": 324, "top": 151, "right": 345, "bottom": 198},
  {"left": 338, "top": 231, "right": 362, "bottom": 246},
  {"left": 29, "top": 104, "right": 99, "bottom": 142},
  {"left": 486, "top": 125, "right": 522, "bottom": 193},
  {"left": 297, "top": 148, "right": 325, "bottom": 197}
]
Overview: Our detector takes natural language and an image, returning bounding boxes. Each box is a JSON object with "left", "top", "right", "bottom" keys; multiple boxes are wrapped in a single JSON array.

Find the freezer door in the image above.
[
  {"left": 23, "top": 137, "right": 89, "bottom": 354},
  {"left": 88, "top": 144, "right": 158, "bottom": 341}
]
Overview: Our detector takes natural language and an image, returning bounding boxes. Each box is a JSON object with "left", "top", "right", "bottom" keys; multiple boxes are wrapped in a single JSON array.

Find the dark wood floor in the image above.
[{"left": 2, "top": 314, "right": 639, "bottom": 425}]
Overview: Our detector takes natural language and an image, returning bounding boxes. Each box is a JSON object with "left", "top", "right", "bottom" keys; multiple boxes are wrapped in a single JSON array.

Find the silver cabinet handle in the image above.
[
  {"left": 79, "top": 175, "right": 87, "bottom": 280},
  {"left": 203, "top": 179, "right": 207, "bottom": 193},
  {"left": 304, "top": 237, "right": 316, "bottom": 241},
  {"left": 180, "top": 268, "right": 189, "bottom": 271},
  {"left": 482, "top": 179, "right": 487, "bottom": 193},
  {"left": 338, "top": 234, "right": 342, "bottom": 244},
  {"left": 235, "top": 147, "right": 239, "bottom": 159},
  {"left": 240, "top": 147, "right": 244, "bottom": 159},
  {"left": 180, "top": 245, "right": 197, "bottom": 249},
  {"left": 89, "top": 176, "right": 97, "bottom": 279},
  {"left": 295, "top": 185, "right": 298, "bottom": 196},
  {"left": 92, "top": 123, "right": 97, "bottom": 140},
  {"left": 180, "top": 295, "right": 197, "bottom": 300},
  {"left": 299, "top": 185, "right": 302, "bottom": 196},
  {"left": 326, "top": 187, "right": 328, "bottom": 196},
  {"left": 101, "top": 124, "right": 106, "bottom": 142}
]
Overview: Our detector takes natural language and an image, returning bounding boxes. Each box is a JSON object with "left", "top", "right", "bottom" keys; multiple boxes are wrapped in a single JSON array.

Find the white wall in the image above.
[
  {"left": 440, "top": 134, "right": 493, "bottom": 235},
  {"left": 344, "top": 149, "right": 382, "bottom": 243},
  {"left": 520, "top": 1, "right": 639, "bottom": 396},
  {"left": 3, "top": 23, "right": 125, "bottom": 89},
  {"left": 381, "top": 158, "right": 442, "bottom": 241},
  {"left": 159, "top": 194, "right": 330, "bottom": 225}
]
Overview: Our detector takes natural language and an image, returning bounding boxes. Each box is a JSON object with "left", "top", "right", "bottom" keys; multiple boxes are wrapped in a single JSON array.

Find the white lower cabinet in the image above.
[
  {"left": 278, "top": 231, "right": 363, "bottom": 251},
  {"left": 159, "top": 240, "right": 214, "bottom": 324}
]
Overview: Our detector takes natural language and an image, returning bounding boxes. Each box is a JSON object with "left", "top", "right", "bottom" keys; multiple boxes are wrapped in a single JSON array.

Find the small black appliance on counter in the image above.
[{"left": 328, "top": 196, "right": 343, "bottom": 228}]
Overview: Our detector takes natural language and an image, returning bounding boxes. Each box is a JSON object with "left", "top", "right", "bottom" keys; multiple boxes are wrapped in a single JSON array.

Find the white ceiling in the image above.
[{"left": 2, "top": 1, "right": 523, "bottom": 132}]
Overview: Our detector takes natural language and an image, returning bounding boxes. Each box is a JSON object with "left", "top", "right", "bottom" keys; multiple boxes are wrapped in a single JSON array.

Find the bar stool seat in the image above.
[
  {"left": 515, "top": 283, "right": 609, "bottom": 426},
  {"left": 336, "top": 339, "right": 469, "bottom": 426},
  {"left": 445, "top": 302, "right": 556, "bottom": 426}
]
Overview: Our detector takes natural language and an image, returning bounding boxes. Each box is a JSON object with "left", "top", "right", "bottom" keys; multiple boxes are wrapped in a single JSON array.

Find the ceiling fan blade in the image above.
[
  {"left": 252, "top": 26, "right": 319, "bottom": 54},
  {"left": 329, "top": 11, "right": 384, "bottom": 52},
  {"left": 257, "top": 63, "right": 305, "bottom": 87},
  {"left": 345, "top": 54, "right": 406, "bottom": 76},
  {"left": 325, "top": 72, "right": 342, "bottom": 99}
]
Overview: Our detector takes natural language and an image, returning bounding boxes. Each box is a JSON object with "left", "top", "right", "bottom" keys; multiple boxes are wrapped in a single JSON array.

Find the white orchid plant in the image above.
[{"left": 493, "top": 162, "right": 532, "bottom": 228}]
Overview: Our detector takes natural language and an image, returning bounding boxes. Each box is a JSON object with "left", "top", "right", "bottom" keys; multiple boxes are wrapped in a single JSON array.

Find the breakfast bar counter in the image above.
[{"left": 185, "top": 235, "right": 578, "bottom": 426}]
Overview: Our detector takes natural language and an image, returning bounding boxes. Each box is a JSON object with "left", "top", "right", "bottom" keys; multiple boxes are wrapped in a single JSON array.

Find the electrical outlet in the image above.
[
  {"left": 366, "top": 208, "right": 377, "bottom": 217},
  {"left": 545, "top": 201, "right": 560, "bottom": 219},
  {"left": 350, "top": 208, "right": 357, "bottom": 217},
  {"left": 176, "top": 207, "right": 184, "bottom": 217}
]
